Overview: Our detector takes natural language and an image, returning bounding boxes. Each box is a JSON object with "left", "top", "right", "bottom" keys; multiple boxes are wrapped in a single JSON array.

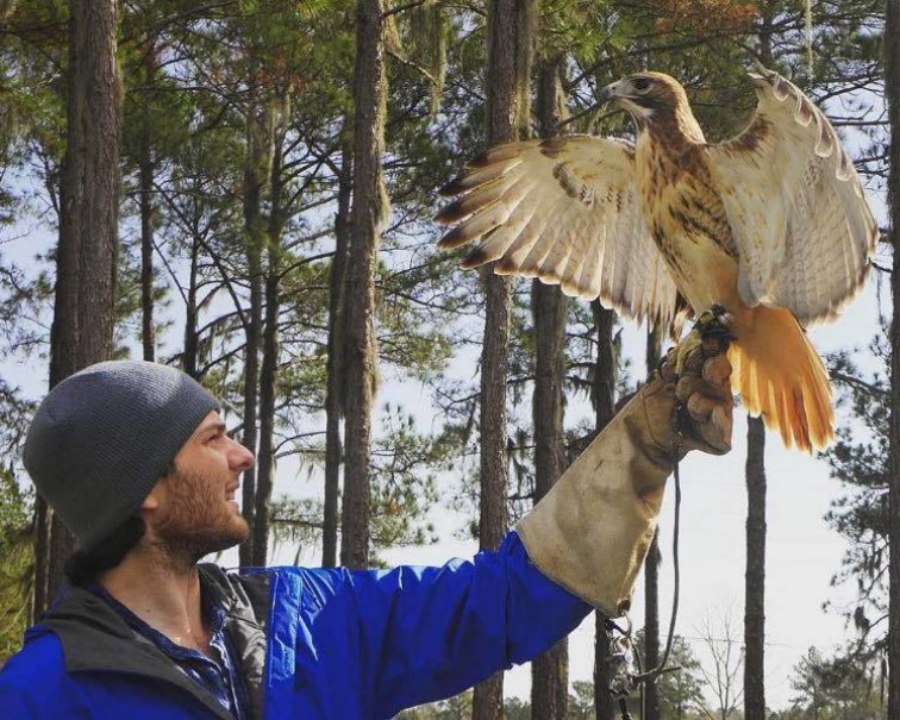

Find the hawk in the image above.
[{"left": 435, "top": 67, "right": 877, "bottom": 452}]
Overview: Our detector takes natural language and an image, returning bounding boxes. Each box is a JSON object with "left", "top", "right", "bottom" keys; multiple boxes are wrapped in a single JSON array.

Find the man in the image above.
[{"left": 0, "top": 319, "right": 732, "bottom": 719}]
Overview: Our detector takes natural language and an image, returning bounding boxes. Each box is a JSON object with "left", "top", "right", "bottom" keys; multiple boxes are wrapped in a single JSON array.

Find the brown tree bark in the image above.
[
  {"left": 744, "top": 416, "right": 767, "bottom": 720},
  {"left": 252, "top": 247, "right": 279, "bottom": 565},
  {"left": 35, "top": 0, "right": 122, "bottom": 616},
  {"left": 643, "top": 326, "right": 662, "bottom": 720},
  {"left": 530, "top": 281, "right": 568, "bottom": 719},
  {"left": 530, "top": 54, "right": 569, "bottom": 720},
  {"left": 341, "top": 0, "right": 386, "bottom": 570},
  {"left": 252, "top": 95, "right": 288, "bottom": 566},
  {"left": 139, "top": 47, "right": 157, "bottom": 362},
  {"left": 238, "top": 72, "right": 271, "bottom": 567},
  {"left": 471, "top": 268, "right": 510, "bottom": 720},
  {"left": 472, "top": 1, "right": 533, "bottom": 717},
  {"left": 744, "top": 15, "right": 772, "bottom": 719},
  {"left": 592, "top": 302, "right": 617, "bottom": 720},
  {"left": 886, "top": 1, "right": 900, "bottom": 717},
  {"left": 239, "top": 238, "right": 262, "bottom": 566},
  {"left": 323, "top": 128, "right": 353, "bottom": 568},
  {"left": 182, "top": 235, "right": 200, "bottom": 377}
]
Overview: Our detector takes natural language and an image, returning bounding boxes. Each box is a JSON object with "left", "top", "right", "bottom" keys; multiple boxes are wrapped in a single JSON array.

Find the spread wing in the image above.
[
  {"left": 435, "top": 136, "right": 678, "bottom": 330},
  {"left": 704, "top": 67, "right": 877, "bottom": 325}
]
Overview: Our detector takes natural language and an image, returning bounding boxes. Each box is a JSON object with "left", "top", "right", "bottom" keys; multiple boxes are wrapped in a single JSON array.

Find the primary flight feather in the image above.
[{"left": 435, "top": 67, "right": 877, "bottom": 452}]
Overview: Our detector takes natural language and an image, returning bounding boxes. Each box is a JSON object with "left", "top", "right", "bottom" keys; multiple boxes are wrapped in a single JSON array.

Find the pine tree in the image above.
[
  {"left": 472, "top": 1, "right": 534, "bottom": 717},
  {"left": 529, "top": 53, "right": 569, "bottom": 720},
  {"left": 35, "top": 0, "right": 122, "bottom": 616},
  {"left": 341, "top": 0, "right": 388, "bottom": 570},
  {"left": 886, "top": 1, "right": 900, "bottom": 717}
]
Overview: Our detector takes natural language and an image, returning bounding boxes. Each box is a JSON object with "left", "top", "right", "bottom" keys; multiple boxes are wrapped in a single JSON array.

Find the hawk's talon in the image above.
[
  {"left": 668, "top": 305, "right": 734, "bottom": 377},
  {"left": 694, "top": 305, "right": 736, "bottom": 342}
]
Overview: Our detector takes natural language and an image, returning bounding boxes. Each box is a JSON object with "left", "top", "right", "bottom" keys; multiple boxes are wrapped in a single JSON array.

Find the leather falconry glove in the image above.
[{"left": 516, "top": 309, "right": 734, "bottom": 617}]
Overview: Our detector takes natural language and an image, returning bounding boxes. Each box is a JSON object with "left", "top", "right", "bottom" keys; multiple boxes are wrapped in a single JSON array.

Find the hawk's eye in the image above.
[{"left": 632, "top": 77, "right": 652, "bottom": 93}]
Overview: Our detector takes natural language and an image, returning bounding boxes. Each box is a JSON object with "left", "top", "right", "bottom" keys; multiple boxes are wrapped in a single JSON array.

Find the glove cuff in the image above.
[{"left": 516, "top": 391, "right": 673, "bottom": 615}]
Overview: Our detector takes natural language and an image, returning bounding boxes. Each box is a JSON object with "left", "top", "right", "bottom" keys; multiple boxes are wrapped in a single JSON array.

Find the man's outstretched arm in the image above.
[
  {"left": 288, "top": 315, "right": 733, "bottom": 719},
  {"left": 517, "top": 311, "right": 733, "bottom": 614}
]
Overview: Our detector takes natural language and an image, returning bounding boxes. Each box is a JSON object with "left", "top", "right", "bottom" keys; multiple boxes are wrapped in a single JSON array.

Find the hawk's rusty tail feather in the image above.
[{"left": 727, "top": 305, "right": 834, "bottom": 452}]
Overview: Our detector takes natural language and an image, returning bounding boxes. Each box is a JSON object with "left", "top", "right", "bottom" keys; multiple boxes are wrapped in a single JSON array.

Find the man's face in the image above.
[{"left": 142, "top": 411, "right": 255, "bottom": 561}]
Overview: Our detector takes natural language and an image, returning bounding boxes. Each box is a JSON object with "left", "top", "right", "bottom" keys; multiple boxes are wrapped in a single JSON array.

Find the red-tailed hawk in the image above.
[{"left": 435, "top": 67, "right": 877, "bottom": 452}]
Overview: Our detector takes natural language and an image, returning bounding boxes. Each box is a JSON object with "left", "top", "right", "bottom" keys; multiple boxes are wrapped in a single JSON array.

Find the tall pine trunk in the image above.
[
  {"left": 530, "top": 54, "right": 569, "bottom": 720},
  {"left": 643, "top": 326, "right": 662, "bottom": 720},
  {"left": 592, "top": 303, "right": 617, "bottom": 720},
  {"left": 744, "top": 416, "right": 767, "bottom": 720},
  {"left": 238, "top": 72, "right": 271, "bottom": 567},
  {"left": 341, "top": 0, "right": 386, "bottom": 570},
  {"left": 182, "top": 236, "right": 200, "bottom": 377},
  {"left": 886, "top": 0, "right": 900, "bottom": 717},
  {"left": 253, "top": 247, "right": 279, "bottom": 565},
  {"left": 252, "top": 95, "right": 288, "bottom": 566},
  {"left": 323, "top": 127, "right": 353, "bottom": 568},
  {"left": 744, "top": 18, "right": 772, "bottom": 719},
  {"left": 139, "top": 47, "right": 157, "bottom": 362},
  {"left": 472, "top": 1, "right": 532, "bottom": 717},
  {"left": 35, "top": 0, "right": 121, "bottom": 616}
]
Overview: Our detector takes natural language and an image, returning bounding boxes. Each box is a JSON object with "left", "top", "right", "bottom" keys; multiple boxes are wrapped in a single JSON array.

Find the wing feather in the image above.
[
  {"left": 436, "top": 136, "right": 678, "bottom": 329},
  {"left": 705, "top": 67, "right": 877, "bottom": 325}
]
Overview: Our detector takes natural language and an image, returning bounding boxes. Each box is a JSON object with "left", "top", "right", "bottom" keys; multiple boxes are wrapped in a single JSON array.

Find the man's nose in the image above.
[{"left": 230, "top": 440, "right": 256, "bottom": 471}]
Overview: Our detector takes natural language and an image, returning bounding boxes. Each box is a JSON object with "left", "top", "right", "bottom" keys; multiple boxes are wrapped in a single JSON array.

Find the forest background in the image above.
[{"left": 0, "top": 1, "right": 898, "bottom": 719}]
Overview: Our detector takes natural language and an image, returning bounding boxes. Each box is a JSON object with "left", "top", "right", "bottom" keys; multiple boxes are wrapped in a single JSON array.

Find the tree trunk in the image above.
[
  {"left": 35, "top": 0, "right": 122, "bottom": 616},
  {"left": 252, "top": 95, "right": 288, "bottom": 566},
  {"left": 239, "top": 237, "right": 262, "bottom": 566},
  {"left": 744, "top": 14, "right": 772, "bottom": 719},
  {"left": 323, "top": 127, "right": 353, "bottom": 568},
  {"left": 253, "top": 245, "right": 279, "bottom": 565},
  {"left": 530, "top": 54, "right": 569, "bottom": 720},
  {"left": 592, "top": 302, "right": 617, "bottom": 720},
  {"left": 238, "top": 78, "right": 271, "bottom": 567},
  {"left": 530, "top": 280, "right": 568, "bottom": 719},
  {"left": 886, "top": 1, "right": 900, "bottom": 718},
  {"left": 341, "top": 0, "right": 386, "bottom": 570},
  {"left": 182, "top": 236, "right": 199, "bottom": 377},
  {"left": 744, "top": 416, "right": 767, "bottom": 720},
  {"left": 644, "top": 326, "right": 662, "bottom": 720},
  {"left": 472, "top": 1, "right": 532, "bottom": 717},
  {"left": 471, "top": 267, "right": 510, "bottom": 720},
  {"left": 139, "top": 48, "right": 156, "bottom": 362}
]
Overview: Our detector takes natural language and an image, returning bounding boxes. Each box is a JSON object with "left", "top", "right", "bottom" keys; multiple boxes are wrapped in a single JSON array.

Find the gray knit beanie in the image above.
[{"left": 24, "top": 360, "right": 220, "bottom": 552}]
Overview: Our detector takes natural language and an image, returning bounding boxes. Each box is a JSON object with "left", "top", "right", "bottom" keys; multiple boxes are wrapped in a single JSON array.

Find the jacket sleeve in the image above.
[
  {"left": 0, "top": 633, "right": 95, "bottom": 719},
  {"left": 296, "top": 530, "right": 591, "bottom": 718}
]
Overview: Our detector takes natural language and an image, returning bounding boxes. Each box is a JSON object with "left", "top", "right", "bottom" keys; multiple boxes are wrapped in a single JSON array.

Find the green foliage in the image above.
[
  {"left": 0, "top": 378, "right": 37, "bottom": 663},
  {"left": 397, "top": 690, "right": 541, "bottom": 719},
  {"left": 368, "top": 403, "right": 447, "bottom": 550},
  {"left": 269, "top": 401, "right": 460, "bottom": 564},
  {"left": 268, "top": 495, "right": 325, "bottom": 564},
  {"left": 789, "top": 646, "right": 885, "bottom": 719},
  {"left": 0, "top": 467, "right": 32, "bottom": 664},
  {"left": 822, "top": 339, "right": 889, "bottom": 646},
  {"left": 568, "top": 680, "right": 596, "bottom": 719}
]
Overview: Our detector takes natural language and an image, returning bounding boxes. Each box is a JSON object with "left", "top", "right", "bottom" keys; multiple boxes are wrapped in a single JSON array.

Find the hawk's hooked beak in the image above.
[{"left": 600, "top": 81, "right": 625, "bottom": 104}]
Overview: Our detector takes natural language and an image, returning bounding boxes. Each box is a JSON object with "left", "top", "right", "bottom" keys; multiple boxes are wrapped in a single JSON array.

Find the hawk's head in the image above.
[{"left": 600, "top": 72, "right": 699, "bottom": 139}]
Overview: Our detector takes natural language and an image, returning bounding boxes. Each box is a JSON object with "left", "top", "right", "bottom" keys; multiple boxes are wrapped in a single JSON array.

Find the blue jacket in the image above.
[{"left": 0, "top": 532, "right": 590, "bottom": 719}]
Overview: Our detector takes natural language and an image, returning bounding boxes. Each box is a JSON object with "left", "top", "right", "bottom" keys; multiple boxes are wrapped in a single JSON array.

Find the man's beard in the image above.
[{"left": 152, "top": 463, "right": 249, "bottom": 563}]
